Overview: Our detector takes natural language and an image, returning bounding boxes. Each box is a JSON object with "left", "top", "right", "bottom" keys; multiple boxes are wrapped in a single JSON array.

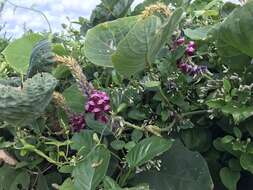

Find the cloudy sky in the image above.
[
  {"left": 0, "top": 0, "right": 240, "bottom": 38},
  {"left": 0, "top": 0, "right": 144, "bottom": 37}
]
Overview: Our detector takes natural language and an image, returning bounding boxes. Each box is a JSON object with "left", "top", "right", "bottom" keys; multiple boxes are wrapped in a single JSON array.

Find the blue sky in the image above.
[
  {"left": 0, "top": 0, "right": 144, "bottom": 37},
  {"left": 0, "top": 0, "right": 240, "bottom": 38}
]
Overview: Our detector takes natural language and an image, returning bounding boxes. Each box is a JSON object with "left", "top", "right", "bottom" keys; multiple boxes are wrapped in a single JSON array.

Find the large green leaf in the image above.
[
  {"left": 84, "top": 16, "right": 138, "bottom": 67},
  {"left": 71, "top": 130, "right": 96, "bottom": 155},
  {"left": 215, "top": 2, "right": 253, "bottom": 58},
  {"left": 63, "top": 84, "right": 86, "bottom": 113},
  {"left": 112, "top": 8, "right": 184, "bottom": 76},
  {"left": 3, "top": 33, "right": 44, "bottom": 74},
  {"left": 219, "top": 167, "right": 240, "bottom": 190},
  {"left": 72, "top": 146, "right": 111, "bottom": 190},
  {"left": 0, "top": 73, "right": 57, "bottom": 126},
  {"left": 131, "top": 140, "right": 213, "bottom": 190},
  {"left": 126, "top": 136, "right": 173, "bottom": 168},
  {"left": 0, "top": 165, "right": 30, "bottom": 190}
]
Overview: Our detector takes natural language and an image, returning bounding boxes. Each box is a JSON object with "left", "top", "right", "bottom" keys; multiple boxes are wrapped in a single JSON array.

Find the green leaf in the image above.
[
  {"left": 71, "top": 130, "right": 96, "bottom": 155},
  {"left": 111, "top": 0, "right": 134, "bottom": 18},
  {"left": 3, "top": 33, "right": 44, "bottom": 74},
  {"left": 0, "top": 165, "right": 30, "bottom": 190},
  {"left": 126, "top": 136, "right": 173, "bottom": 168},
  {"left": 0, "top": 73, "right": 57, "bottom": 126},
  {"left": 127, "top": 109, "right": 147, "bottom": 121},
  {"left": 63, "top": 84, "right": 86, "bottom": 113},
  {"left": 85, "top": 114, "right": 112, "bottom": 135},
  {"left": 111, "top": 140, "right": 126, "bottom": 150},
  {"left": 84, "top": 16, "right": 138, "bottom": 67},
  {"left": 220, "top": 167, "right": 240, "bottom": 190},
  {"left": 72, "top": 146, "right": 111, "bottom": 190},
  {"left": 37, "top": 173, "right": 50, "bottom": 190},
  {"left": 103, "top": 176, "right": 122, "bottom": 190},
  {"left": 131, "top": 129, "right": 143, "bottom": 142},
  {"left": 113, "top": 15, "right": 160, "bottom": 73},
  {"left": 143, "top": 81, "right": 160, "bottom": 90},
  {"left": 131, "top": 140, "right": 213, "bottom": 190},
  {"left": 207, "top": 99, "right": 253, "bottom": 123},
  {"left": 27, "top": 39, "right": 54, "bottom": 78},
  {"left": 53, "top": 43, "right": 69, "bottom": 56},
  {"left": 113, "top": 8, "right": 184, "bottom": 76},
  {"left": 184, "top": 26, "right": 213, "bottom": 40},
  {"left": 228, "top": 159, "right": 241, "bottom": 172},
  {"left": 240, "top": 153, "right": 253, "bottom": 174},
  {"left": 223, "top": 79, "right": 231, "bottom": 94},
  {"left": 59, "top": 178, "right": 78, "bottom": 190},
  {"left": 180, "top": 128, "right": 212, "bottom": 152},
  {"left": 220, "top": 2, "right": 240, "bottom": 18},
  {"left": 215, "top": 1, "right": 253, "bottom": 58}
]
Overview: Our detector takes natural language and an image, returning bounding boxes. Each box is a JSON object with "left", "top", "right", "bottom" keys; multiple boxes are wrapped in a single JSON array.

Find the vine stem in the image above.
[
  {"left": 182, "top": 109, "right": 211, "bottom": 117},
  {"left": 158, "top": 87, "right": 174, "bottom": 109},
  {"left": 6, "top": 0, "right": 52, "bottom": 33},
  {"left": 160, "top": 118, "right": 177, "bottom": 132}
]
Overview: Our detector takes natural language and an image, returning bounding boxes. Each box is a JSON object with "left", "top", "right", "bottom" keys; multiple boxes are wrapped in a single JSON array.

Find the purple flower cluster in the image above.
[
  {"left": 85, "top": 90, "right": 111, "bottom": 123},
  {"left": 69, "top": 113, "right": 86, "bottom": 132},
  {"left": 174, "top": 37, "right": 208, "bottom": 76},
  {"left": 175, "top": 37, "right": 197, "bottom": 56},
  {"left": 177, "top": 63, "right": 208, "bottom": 76},
  {"left": 186, "top": 41, "right": 196, "bottom": 56},
  {"left": 176, "top": 37, "right": 185, "bottom": 46}
]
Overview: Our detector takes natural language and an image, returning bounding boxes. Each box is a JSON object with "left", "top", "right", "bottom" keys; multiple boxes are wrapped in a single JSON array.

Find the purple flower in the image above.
[
  {"left": 69, "top": 113, "right": 86, "bottom": 132},
  {"left": 186, "top": 41, "right": 196, "bottom": 56},
  {"left": 188, "top": 41, "right": 196, "bottom": 48},
  {"left": 85, "top": 90, "right": 111, "bottom": 123},
  {"left": 176, "top": 37, "right": 185, "bottom": 46}
]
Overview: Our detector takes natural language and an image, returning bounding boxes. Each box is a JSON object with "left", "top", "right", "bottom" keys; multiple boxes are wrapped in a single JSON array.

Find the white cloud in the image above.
[
  {"left": 0, "top": 0, "right": 102, "bottom": 37},
  {"left": 0, "top": 0, "right": 148, "bottom": 37}
]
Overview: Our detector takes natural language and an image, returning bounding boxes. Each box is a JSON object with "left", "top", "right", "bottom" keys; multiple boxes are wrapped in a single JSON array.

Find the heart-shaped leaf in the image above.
[
  {"left": 220, "top": 167, "right": 240, "bottom": 190},
  {"left": 84, "top": 16, "right": 138, "bottom": 67},
  {"left": 112, "top": 8, "right": 184, "bottom": 76}
]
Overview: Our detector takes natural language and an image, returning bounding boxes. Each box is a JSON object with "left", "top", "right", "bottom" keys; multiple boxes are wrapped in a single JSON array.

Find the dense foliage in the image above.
[{"left": 0, "top": 0, "right": 253, "bottom": 190}]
